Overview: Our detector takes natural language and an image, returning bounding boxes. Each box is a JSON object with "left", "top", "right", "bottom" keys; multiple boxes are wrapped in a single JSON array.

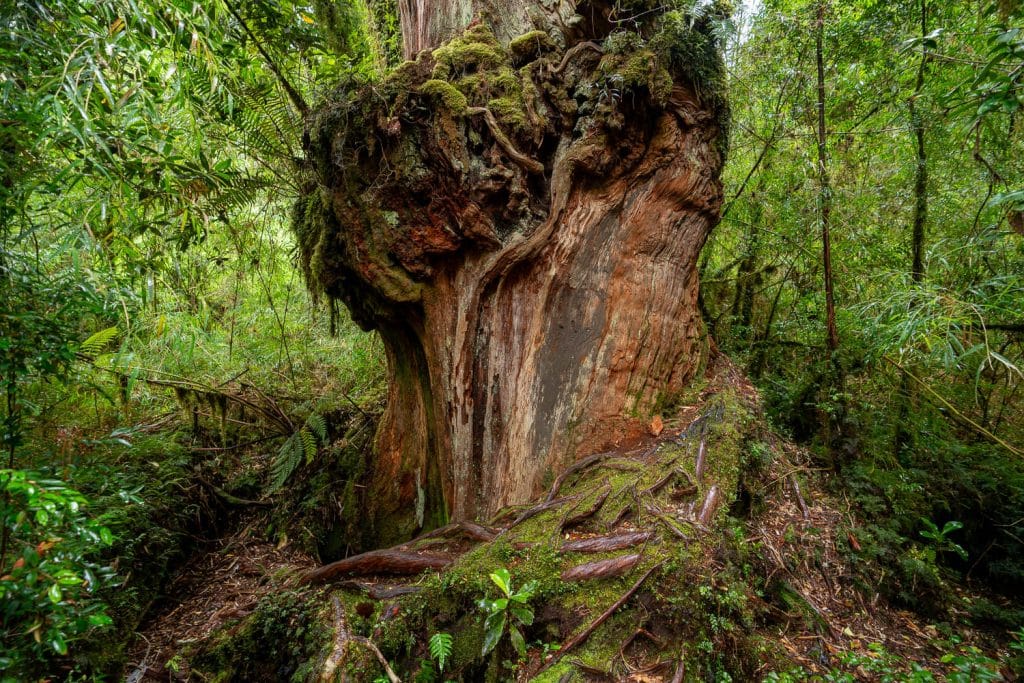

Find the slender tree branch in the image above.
[{"left": 223, "top": 0, "right": 309, "bottom": 117}]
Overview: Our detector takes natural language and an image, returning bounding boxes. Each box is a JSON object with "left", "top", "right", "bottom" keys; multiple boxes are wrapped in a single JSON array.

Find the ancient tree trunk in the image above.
[{"left": 296, "top": 0, "right": 728, "bottom": 541}]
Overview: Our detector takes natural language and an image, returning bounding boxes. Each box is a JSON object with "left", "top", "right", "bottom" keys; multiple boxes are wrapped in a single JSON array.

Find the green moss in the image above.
[
  {"left": 487, "top": 96, "right": 529, "bottom": 132},
  {"left": 419, "top": 78, "right": 469, "bottom": 112},
  {"left": 509, "top": 30, "right": 555, "bottom": 63},
  {"left": 432, "top": 24, "right": 505, "bottom": 78}
]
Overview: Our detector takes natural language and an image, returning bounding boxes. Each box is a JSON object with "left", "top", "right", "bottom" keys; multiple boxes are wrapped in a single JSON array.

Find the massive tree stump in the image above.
[{"left": 295, "top": 0, "right": 729, "bottom": 541}]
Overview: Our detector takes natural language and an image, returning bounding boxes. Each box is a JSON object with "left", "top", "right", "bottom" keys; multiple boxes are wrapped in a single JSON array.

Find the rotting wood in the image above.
[
  {"left": 561, "top": 554, "right": 642, "bottom": 582},
  {"left": 538, "top": 561, "right": 666, "bottom": 674},
  {"left": 561, "top": 484, "right": 612, "bottom": 531},
  {"left": 301, "top": 549, "right": 451, "bottom": 584},
  {"left": 560, "top": 531, "right": 653, "bottom": 554}
]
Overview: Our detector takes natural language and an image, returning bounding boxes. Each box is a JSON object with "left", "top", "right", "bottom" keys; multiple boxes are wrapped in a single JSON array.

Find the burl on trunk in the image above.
[{"left": 295, "top": 0, "right": 729, "bottom": 541}]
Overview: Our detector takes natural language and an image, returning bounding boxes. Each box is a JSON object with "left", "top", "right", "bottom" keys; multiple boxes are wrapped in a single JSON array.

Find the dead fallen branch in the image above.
[
  {"left": 561, "top": 554, "right": 641, "bottom": 582},
  {"left": 789, "top": 474, "right": 811, "bottom": 520},
  {"left": 196, "top": 476, "right": 272, "bottom": 507},
  {"left": 561, "top": 532, "right": 652, "bottom": 554},
  {"left": 539, "top": 561, "right": 665, "bottom": 673},
  {"left": 302, "top": 549, "right": 450, "bottom": 584}
]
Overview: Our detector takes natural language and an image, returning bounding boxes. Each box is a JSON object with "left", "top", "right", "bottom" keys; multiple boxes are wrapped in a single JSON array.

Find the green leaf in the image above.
[
  {"left": 51, "top": 632, "right": 68, "bottom": 655},
  {"left": 306, "top": 414, "right": 328, "bottom": 443},
  {"left": 482, "top": 613, "right": 505, "bottom": 656},
  {"left": 510, "top": 605, "right": 534, "bottom": 626},
  {"left": 489, "top": 568, "right": 511, "bottom": 596},
  {"left": 48, "top": 583, "right": 62, "bottom": 604},
  {"left": 509, "top": 624, "right": 526, "bottom": 657}
]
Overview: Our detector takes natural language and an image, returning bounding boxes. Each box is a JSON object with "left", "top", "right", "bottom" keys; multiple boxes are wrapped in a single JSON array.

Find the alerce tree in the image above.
[{"left": 295, "top": 0, "right": 730, "bottom": 540}]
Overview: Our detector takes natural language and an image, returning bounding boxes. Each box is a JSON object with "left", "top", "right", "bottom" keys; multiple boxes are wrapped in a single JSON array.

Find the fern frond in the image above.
[
  {"left": 306, "top": 414, "right": 328, "bottom": 443},
  {"left": 79, "top": 326, "right": 119, "bottom": 358},
  {"left": 268, "top": 432, "right": 303, "bottom": 493},
  {"left": 299, "top": 427, "right": 317, "bottom": 464},
  {"left": 429, "top": 632, "right": 453, "bottom": 673}
]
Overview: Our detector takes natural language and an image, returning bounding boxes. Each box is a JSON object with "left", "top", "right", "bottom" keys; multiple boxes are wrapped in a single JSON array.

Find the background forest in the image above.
[{"left": 1, "top": 0, "right": 1022, "bottom": 680}]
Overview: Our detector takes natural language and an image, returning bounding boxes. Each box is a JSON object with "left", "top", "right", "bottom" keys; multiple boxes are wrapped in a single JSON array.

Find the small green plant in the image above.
[
  {"left": 941, "top": 644, "right": 1002, "bottom": 682},
  {"left": 919, "top": 518, "right": 968, "bottom": 563},
  {"left": 477, "top": 567, "right": 537, "bottom": 658},
  {"left": 429, "top": 631, "right": 453, "bottom": 673},
  {"left": 267, "top": 414, "right": 329, "bottom": 493}
]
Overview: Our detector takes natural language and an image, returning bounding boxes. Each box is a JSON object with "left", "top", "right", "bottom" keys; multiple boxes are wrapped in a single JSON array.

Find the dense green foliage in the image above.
[
  {"left": 705, "top": 0, "right": 1024, "bottom": 620},
  {"left": 1, "top": 0, "right": 1022, "bottom": 679}
]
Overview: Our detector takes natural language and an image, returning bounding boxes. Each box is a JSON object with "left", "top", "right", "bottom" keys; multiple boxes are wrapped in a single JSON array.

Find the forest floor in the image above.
[
  {"left": 124, "top": 522, "right": 315, "bottom": 682},
  {"left": 122, "top": 359, "right": 1012, "bottom": 681}
]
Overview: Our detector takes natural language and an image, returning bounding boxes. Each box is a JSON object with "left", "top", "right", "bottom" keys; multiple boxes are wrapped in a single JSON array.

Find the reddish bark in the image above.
[{"left": 299, "top": 0, "right": 726, "bottom": 540}]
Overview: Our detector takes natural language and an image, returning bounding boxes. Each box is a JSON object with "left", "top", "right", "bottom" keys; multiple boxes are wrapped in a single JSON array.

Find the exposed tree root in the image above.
[
  {"left": 548, "top": 40, "right": 604, "bottom": 75},
  {"left": 560, "top": 531, "right": 652, "bottom": 553},
  {"left": 508, "top": 493, "right": 583, "bottom": 529},
  {"left": 466, "top": 106, "right": 544, "bottom": 174},
  {"left": 322, "top": 596, "right": 400, "bottom": 683},
  {"left": 544, "top": 451, "right": 621, "bottom": 503},
  {"left": 561, "top": 554, "right": 642, "bottom": 582},
  {"left": 414, "top": 520, "right": 499, "bottom": 543},
  {"left": 694, "top": 439, "right": 707, "bottom": 483},
  {"left": 301, "top": 549, "right": 451, "bottom": 584},
  {"left": 697, "top": 485, "right": 721, "bottom": 526},
  {"left": 560, "top": 484, "right": 611, "bottom": 531},
  {"left": 539, "top": 561, "right": 665, "bottom": 673}
]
